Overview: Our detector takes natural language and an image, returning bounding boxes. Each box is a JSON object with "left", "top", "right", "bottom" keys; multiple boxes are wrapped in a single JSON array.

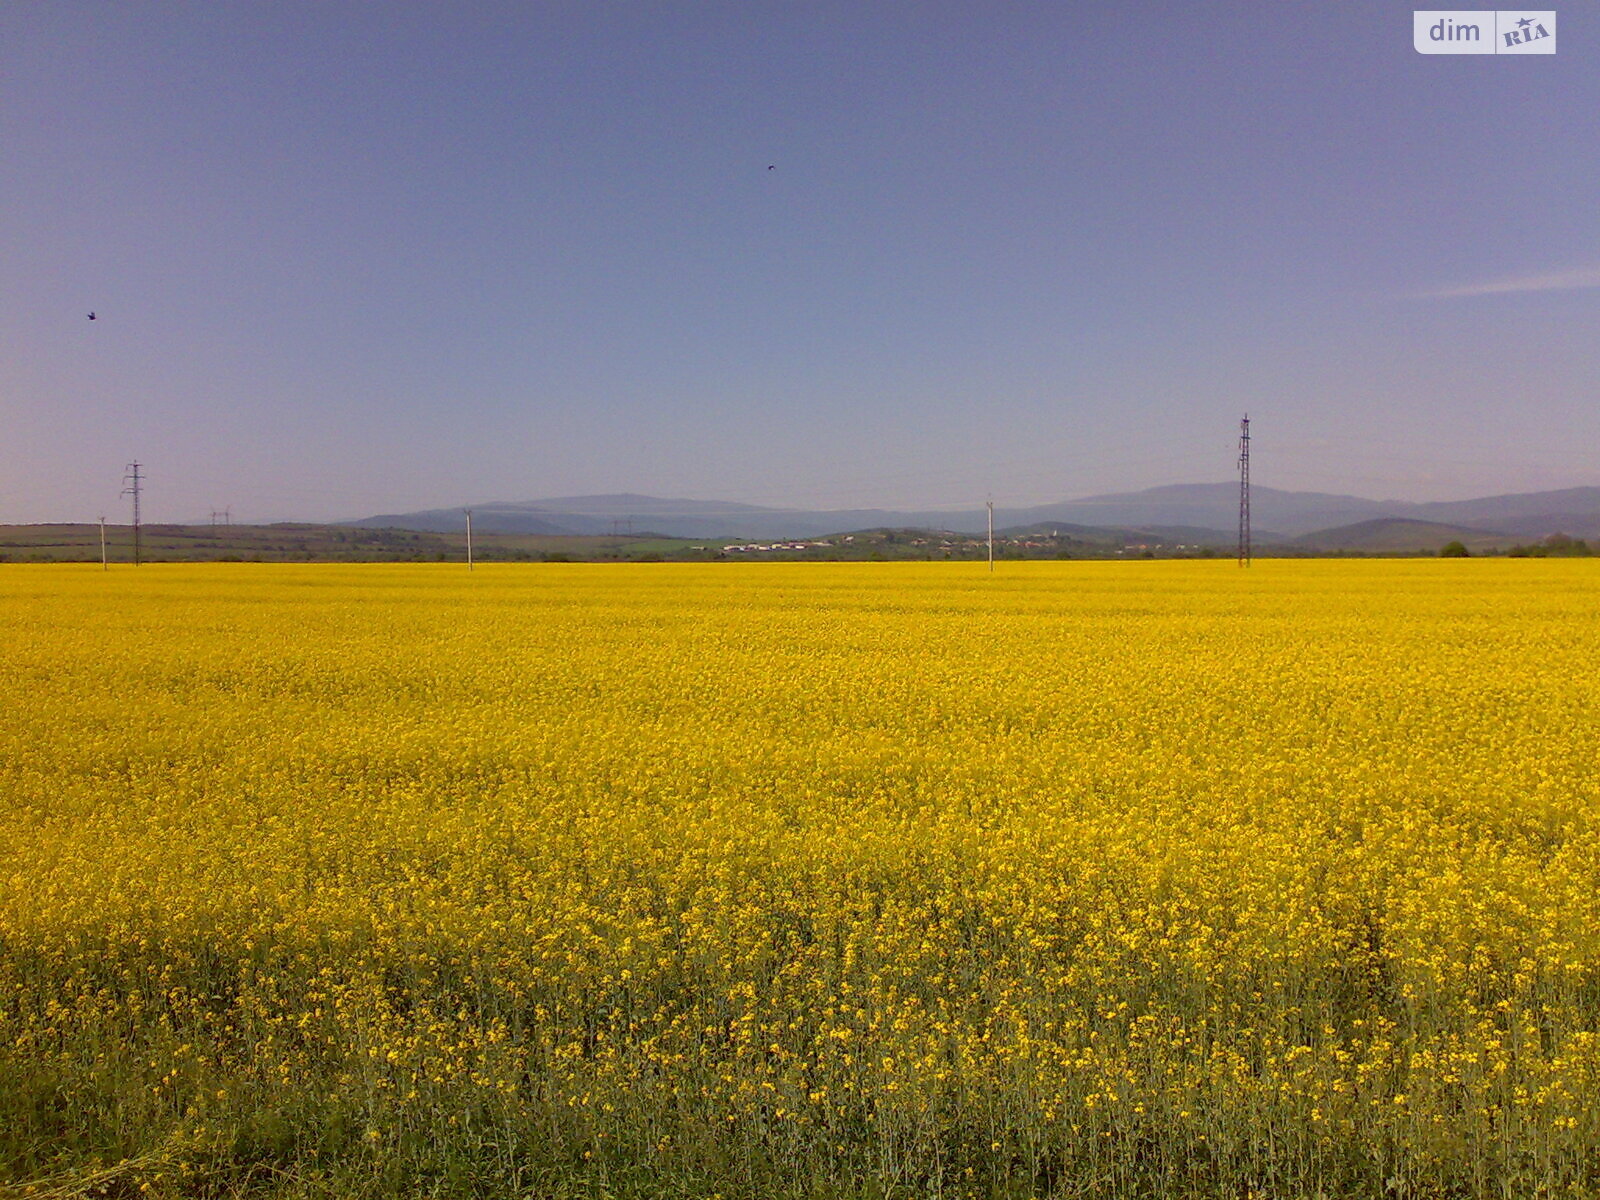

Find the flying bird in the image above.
[{"left": 87, "top": 311, "right": 96, "bottom": 320}]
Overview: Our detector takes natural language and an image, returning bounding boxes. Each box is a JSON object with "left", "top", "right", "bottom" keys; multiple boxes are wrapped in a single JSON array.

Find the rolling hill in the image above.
[
  {"left": 347, "top": 484, "right": 1600, "bottom": 545},
  {"left": 1294, "top": 518, "right": 1510, "bottom": 553}
]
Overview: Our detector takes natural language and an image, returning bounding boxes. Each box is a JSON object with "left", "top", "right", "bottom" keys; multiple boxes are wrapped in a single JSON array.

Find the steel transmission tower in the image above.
[
  {"left": 122, "top": 461, "right": 143, "bottom": 566},
  {"left": 1237, "top": 416, "right": 1251, "bottom": 567}
]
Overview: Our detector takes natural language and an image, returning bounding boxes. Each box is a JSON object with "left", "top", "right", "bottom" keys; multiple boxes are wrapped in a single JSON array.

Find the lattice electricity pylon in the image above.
[{"left": 1237, "top": 416, "right": 1251, "bottom": 567}]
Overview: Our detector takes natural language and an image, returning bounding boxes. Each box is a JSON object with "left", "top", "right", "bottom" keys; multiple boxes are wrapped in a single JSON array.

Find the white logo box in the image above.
[{"left": 1414, "top": 10, "right": 1555, "bottom": 53}]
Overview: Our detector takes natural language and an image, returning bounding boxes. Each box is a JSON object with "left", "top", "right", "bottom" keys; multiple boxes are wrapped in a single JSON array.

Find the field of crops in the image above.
[{"left": 3, "top": 561, "right": 1599, "bottom": 1199}]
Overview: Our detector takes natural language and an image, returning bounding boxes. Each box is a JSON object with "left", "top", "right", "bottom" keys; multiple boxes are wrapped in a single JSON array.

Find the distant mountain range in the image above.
[{"left": 345, "top": 484, "right": 1600, "bottom": 549}]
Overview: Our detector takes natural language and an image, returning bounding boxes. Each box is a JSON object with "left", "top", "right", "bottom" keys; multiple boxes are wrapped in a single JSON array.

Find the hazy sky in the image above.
[{"left": 4, "top": 2, "right": 1597, "bottom": 523}]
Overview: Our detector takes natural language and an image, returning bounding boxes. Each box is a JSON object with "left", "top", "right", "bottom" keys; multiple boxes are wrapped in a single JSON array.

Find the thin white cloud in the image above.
[{"left": 1416, "top": 265, "right": 1600, "bottom": 299}]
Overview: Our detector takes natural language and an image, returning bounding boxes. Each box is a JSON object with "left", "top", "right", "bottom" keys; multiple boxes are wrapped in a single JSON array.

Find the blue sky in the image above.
[{"left": 3, "top": 2, "right": 1597, "bottom": 523}]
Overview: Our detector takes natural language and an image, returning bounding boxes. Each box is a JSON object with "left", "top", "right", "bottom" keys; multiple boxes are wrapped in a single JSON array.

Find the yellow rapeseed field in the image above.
[{"left": 2, "top": 560, "right": 1598, "bottom": 1199}]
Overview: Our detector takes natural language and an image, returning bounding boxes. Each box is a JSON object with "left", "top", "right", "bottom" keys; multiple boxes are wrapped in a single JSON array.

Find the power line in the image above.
[
  {"left": 986, "top": 497, "right": 994, "bottom": 574},
  {"left": 1237, "top": 417, "right": 1251, "bottom": 567},
  {"left": 122, "top": 462, "right": 143, "bottom": 567}
]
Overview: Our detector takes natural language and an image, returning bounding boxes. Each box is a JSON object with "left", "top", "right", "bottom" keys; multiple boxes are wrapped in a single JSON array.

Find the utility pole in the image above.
[
  {"left": 122, "top": 462, "right": 143, "bottom": 566},
  {"left": 99, "top": 516, "right": 107, "bottom": 571},
  {"left": 986, "top": 498, "right": 995, "bottom": 574},
  {"left": 465, "top": 509, "right": 474, "bottom": 571},
  {"left": 1237, "top": 416, "right": 1251, "bottom": 567}
]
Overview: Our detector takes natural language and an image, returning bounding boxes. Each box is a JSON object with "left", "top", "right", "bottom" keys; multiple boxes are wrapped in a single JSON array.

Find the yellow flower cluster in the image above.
[{"left": 2, "top": 560, "right": 1598, "bottom": 1198}]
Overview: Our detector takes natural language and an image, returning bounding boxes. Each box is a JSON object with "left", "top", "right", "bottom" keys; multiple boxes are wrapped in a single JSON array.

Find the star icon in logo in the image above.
[{"left": 1517, "top": 16, "right": 1534, "bottom": 28}]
